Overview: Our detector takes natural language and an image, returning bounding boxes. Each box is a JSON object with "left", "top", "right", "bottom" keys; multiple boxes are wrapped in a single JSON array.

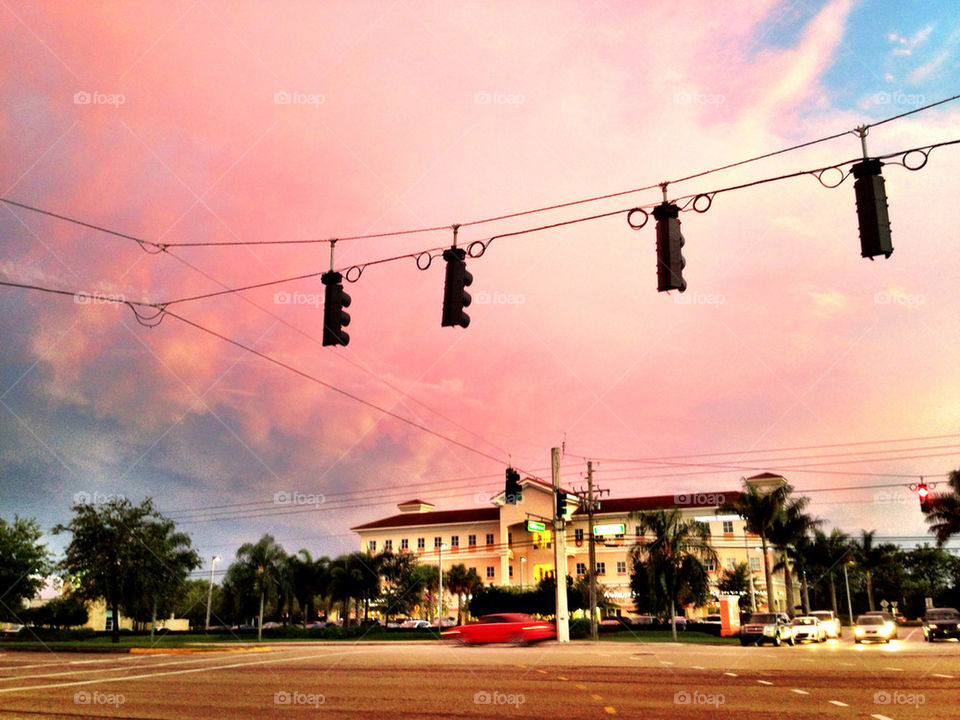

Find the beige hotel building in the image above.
[{"left": 351, "top": 474, "right": 789, "bottom": 618}]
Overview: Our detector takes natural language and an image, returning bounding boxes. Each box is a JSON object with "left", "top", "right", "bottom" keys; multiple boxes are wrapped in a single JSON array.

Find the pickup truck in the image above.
[{"left": 740, "top": 612, "right": 794, "bottom": 646}]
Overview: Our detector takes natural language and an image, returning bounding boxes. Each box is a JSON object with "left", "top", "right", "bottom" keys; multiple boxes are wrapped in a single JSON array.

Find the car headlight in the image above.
[
  {"left": 881, "top": 622, "right": 894, "bottom": 636},
  {"left": 854, "top": 626, "right": 865, "bottom": 636}
]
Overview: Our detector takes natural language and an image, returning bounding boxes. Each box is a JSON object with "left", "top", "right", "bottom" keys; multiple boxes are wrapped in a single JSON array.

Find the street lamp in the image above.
[
  {"left": 437, "top": 543, "right": 448, "bottom": 627},
  {"left": 843, "top": 557, "right": 855, "bottom": 625},
  {"left": 520, "top": 557, "right": 526, "bottom": 590},
  {"left": 205, "top": 554, "right": 221, "bottom": 633}
]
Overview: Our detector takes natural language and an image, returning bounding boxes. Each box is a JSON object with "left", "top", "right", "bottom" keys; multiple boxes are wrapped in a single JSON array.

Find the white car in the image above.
[
  {"left": 790, "top": 616, "right": 826, "bottom": 643},
  {"left": 400, "top": 620, "right": 430, "bottom": 629},
  {"left": 809, "top": 610, "right": 842, "bottom": 638}
]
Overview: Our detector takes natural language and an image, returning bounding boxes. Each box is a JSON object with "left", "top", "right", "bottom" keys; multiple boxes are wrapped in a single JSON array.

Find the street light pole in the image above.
[
  {"left": 437, "top": 543, "right": 448, "bottom": 626},
  {"left": 520, "top": 557, "right": 526, "bottom": 590},
  {"left": 204, "top": 555, "right": 221, "bottom": 633},
  {"left": 745, "top": 530, "right": 756, "bottom": 612},
  {"left": 843, "top": 561, "right": 855, "bottom": 624}
]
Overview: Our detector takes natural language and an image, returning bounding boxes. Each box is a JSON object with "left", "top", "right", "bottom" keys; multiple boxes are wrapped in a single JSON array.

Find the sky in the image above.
[{"left": 2, "top": 0, "right": 959, "bottom": 579}]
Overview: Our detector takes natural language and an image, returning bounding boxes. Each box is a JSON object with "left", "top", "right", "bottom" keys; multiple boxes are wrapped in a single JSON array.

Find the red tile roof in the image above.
[{"left": 351, "top": 507, "right": 500, "bottom": 531}]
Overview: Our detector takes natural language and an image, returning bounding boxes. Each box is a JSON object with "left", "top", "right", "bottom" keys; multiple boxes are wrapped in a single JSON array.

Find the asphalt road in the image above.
[{"left": 0, "top": 631, "right": 957, "bottom": 719}]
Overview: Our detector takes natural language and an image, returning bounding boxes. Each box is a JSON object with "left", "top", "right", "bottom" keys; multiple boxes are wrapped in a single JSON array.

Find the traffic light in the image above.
[
  {"left": 321, "top": 271, "right": 351, "bottom": 346},
  {"left": 653, "top": 202, "right": 686, "bottom": 293},
  {"left": 441, "top": 247, "right": 472, "bottom": 328},
  {"left": 852, "top": 158, "right": 893, "bottom": 259},
  {"left": 505, "top": 468, "right": 522, "bottom": 505},
  {"left": 917, "top": 481, "right": 930, "bottom": 510},
  {"left": 556, "top": 491, "right": 568, "bottom": 521}
]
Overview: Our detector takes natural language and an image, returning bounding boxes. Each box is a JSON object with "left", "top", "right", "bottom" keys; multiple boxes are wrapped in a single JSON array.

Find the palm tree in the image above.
[
  {"left": 234, "top": 534, "right": 288, "bottom": 641},
  {"left": 923, "top": 469, "right": 960, "bottom": 546},
  {"left": 330, "top": 552, "right": 381, "bottom": 624},
  {"left": 722, "top": 480, "right": 789, "bottom": 612},
  {"left": 810, "top": 528, "right": 851, "bottom": 618},
  {"left": 790, "top": 533, "right": 817, "bottom": 614},
  {"left": 853, "top": 530, "right": 882, "bottom": 612},
  {"left": 630, "top": 508, "right": 718, "bottom": 641},
  {"left": 289, "top": 549, "right": 323, "bottom": 627},
  {"left": 769, "top": 497, "right": 820, "bottom": 617},
  {"left": 444, "top": 564, "right": 483, "bottom": 624}
]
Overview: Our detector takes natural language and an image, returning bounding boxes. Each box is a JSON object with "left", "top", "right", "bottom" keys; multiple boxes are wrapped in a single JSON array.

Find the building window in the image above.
[
  {"left": 722, "top": 520, "right": 734, "bottom": 534},
  {"left": 508, "top": 532, "right": 513, "bottom": 547},
  {"left": 469, "top": 567, "right": 477, "bottom": 575},
  {"left": 485, "top": 533, "right": 494, "bottom": 545},
  {"left": 434, "top": 536, "right": 442, "bottom": 548},
  {"left": 509, "top": 565, "right": 514, "bottom": 578},
  {"left": 574, "top": 528, "right": 584, "bottom": 543},
  {"left": 636, "top": 525, "right": 642, "bottom": 537},
  {"left": 576, "top": 562, "right": 586, "bottom": 576},
  {"left": 616, "top": 561, "right": 627, "bottom": 574},
  {"left": 486, "top": 566, "right": 495, "bottom": 579},
  {"left": 749, "top": 557, "right": 762, "bottom": 572},
  {"left": 704, "top": 557, "right": 714, "bottom": 572},
  {"left": 368, "top": 540, "right": 376, "bottom": 552},
  {"left": 384, "top": 539, "right": 392, "bottom": 552},
  {"left": 596, "top": 562, "right": 606, "bottom": 575},
  {"left": 468, "top": 534, "right": 476, "bottom": 547},
  {"left": 417, "top": 537, "right": 425, "bottom": 550},
  {"left": 725, "top": 557, "right": 736, "bottom": 571},
  {"left": 401, "top": 538, "right": 409, "bottom": 551},
  {"left": 450, "top": 535, "right": 459, "bottom": 548}
]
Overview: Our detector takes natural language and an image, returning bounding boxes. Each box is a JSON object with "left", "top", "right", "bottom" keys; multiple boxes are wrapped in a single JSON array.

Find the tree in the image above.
[
  {"left": 377, "top": 551, "right": 419, "bottom": 622},
  {"left": 0, "top": 515, "right": 52, "bottom": 622},
  {"left": 289, "top": 550, "right": 325, "bottom": 627},
  {"left": 923, "top": 469, "right": 960, "bottom": 546},
  {"left": 630, "top": 508, "right": 717, "bottom": 641},
  {"left": 22, "top": 594, "right": 89, "bottom": 629},
  {"left": 722, "top": 480, "right": 789, "bottom": 613},
  {"left": 175, "top": 579, "right": 222, "bottom": 630},
  {"left": 233, "top": 534, "right": 288, "bottom": 641},
  {"left": 444, "top": 564, "right": 483, "bottom": 624},
  {"left": 809, "top": 528, "right": 852, "bottom": 618},
  {"left": 122, "top": 516, "right": 200, "bottom": 636},
  {"left": 329, "top": 552, "right": 380, "bottom": 624},
  {"left": 769, "top": 497, "right": 820, "bottom": 616},
  {"left": 55, "top": 497, "right": 174, "bottom": 643},
  {"left": 853, "top": 530, "right": 882, "bottom": 612}
]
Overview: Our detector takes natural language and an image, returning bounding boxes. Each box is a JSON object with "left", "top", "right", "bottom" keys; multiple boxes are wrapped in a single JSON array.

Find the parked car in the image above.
[
  {"left": 861, "top": 611, "right": 898, "bottom": 639},
  {"left": 441, "top": 613, "right": 555, "bottom": 645},
  {"left": 790, "top": 616, "right": 826, "bottom": 643},
  {"left": 740, "top": 612, "right": 794, "bottom": 646},
  {"left": 922, "top": 607, "right": 960, "bottom": 642},
  {"left": 853, "top": 614, "right": 896, "bottom": 643},
  {"left": 698, "top": 614, "right": 722, "bottom": 626},
  {"left": 431, "top": 617, "right": 457, "bottom": 628},
  {"left": 399, "top": 620, "right": 430, "bottom": 629},
  {"left": 809, "top": 610, "right": 842, "bottom": 638}
]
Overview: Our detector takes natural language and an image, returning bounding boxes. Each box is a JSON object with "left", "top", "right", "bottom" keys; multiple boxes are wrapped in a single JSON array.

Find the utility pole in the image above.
[
  {"left": 552, "top": 447, "right": 569, "bottom": 642},
  {"left": 587, "top": 461, "right": 598, "bottom": 642},
  {"left": 205, "top": 554, "right": 220, "bottom": 633}
]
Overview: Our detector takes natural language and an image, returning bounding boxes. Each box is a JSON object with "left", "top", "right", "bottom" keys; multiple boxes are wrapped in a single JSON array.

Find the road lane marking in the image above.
[
  {"left": 0, "top": 647, "right": 382, "bottom": 695},
  {"left": 603, "top": 707, "right": 616, "bottom": 715},
  {"left": 576, "top": 684, "right": 587, "bottom": 690},
  {"left": 659, "top": 661, "right": 674, "bottom": 665},
  {"left": 790, "top": 689, "right": 809, "bottom": 695},
  {"left": 839, "top": 662, "right": 855, "bottom": 666},
  {"left": 557, "top": 675, "right": 568, "bottom": 680},
  {"left": 536, "top": 669, "right": 547, "bottom": 675},
  {"left": 692, "top": 665, "right": 705, "bottom": 670},
  {"left": 883, "top": 666, "right": 903, "bottom": 671},
  {"left": 931, "top": 673, "right": 953, "bottom": 678},
  {"left": 757, "top": 680, "right": 773, "bottom": 685},
  {"left": 723, "top": 672, "right": 737, "bottom": 677},
  {"left": 871, "top": 715, "right": 895, "bottom": 720},
  {"left": 591, "top": 694, "right": 603, "bottom": 701},
  {"left": 516, "top": 664, "right": 527, "bottom": 668},
  {"left": 829, "top": 701, "right": 849, "bottom": 707}
]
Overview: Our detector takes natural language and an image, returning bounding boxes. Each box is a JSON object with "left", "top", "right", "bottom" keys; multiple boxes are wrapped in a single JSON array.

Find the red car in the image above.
[{"left": 442, "top": 613, "right": 555, "bottom": 645}]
